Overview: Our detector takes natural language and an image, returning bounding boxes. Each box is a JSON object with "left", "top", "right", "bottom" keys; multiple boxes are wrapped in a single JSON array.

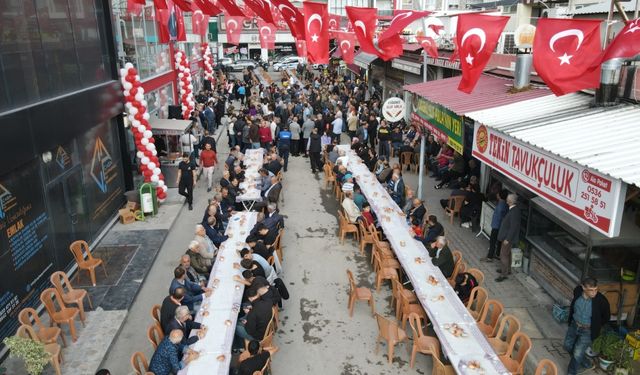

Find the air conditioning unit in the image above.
[{"left": 541, "top": 6, "right": 569, "bottom": 18}]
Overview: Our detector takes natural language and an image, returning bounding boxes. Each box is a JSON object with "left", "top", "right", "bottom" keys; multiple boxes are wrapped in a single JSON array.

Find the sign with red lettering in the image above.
[{"left": 472, "top": 123, "right": 626, "bottom": 237}]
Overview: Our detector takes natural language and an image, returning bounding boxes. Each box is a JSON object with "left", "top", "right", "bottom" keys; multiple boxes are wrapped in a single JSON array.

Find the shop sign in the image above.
[
  {"left": 382, "top": 97, "right": 406, "bottom": 122},
  {"left": 426, "top": 56, "right": 460, "bottom": 70},
  {"left": 391, "top": 59, "right": 421, "bottom": 75},
  {"left": 411, "top": 95, "right": 464, "bottom": 153},
  {"left": 472, "top": 123, "right": 626, "bottom": 237}
]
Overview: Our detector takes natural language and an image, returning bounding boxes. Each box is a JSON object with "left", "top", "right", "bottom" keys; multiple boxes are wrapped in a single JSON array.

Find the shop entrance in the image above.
[{"left": 46, "top": 165, "right": 91, "bottom": 269}]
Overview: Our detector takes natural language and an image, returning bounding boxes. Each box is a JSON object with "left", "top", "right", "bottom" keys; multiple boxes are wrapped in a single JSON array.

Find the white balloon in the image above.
[
  {"left": 143, "top": 113, "right": 150, "bottom": 120},
  {"left": 185, "top": 68, "right": 190, "bottom": 73},
  {"left": 123, "top": 81, "right": 133, "bottom": 90},
  {"left": 137, "top": 124, "right": 147, "bottom": 133},
  {"left": 125, "top": 62, "right": 134, "bottom": 69},
  {"left": 123, "top": 90, "right": 130, "bottom": 97},
  {"left": 178, "top": 73, "right": 184, "bottom": 78},
  {"left": 125, "top": 102, "right": 133, "bottom": 109},
  {"left": 141, "top": 100, "right": 148, "bottom": 107},
  {"left": 136, "top": 151, "right": 144, "bottom": 159},
  {"left": 135, "top": 75, "right": 140, "bottom": 81},
  {"left": 132, "top": 119, "right": 141, "bottom": 127},
  {"left": 179, "top": 81, "right": 185, "bottom": 87},
  {"left": 148, "top": 162, "right": 156, "bottom": 170},
  {"left": 135, "top": 93, "right": 144, "bottom": 101},
  {"left": 188, "top": 84, "right": 193, "bottom": 90},
  {"left": 151, "top": 174, "right": 159, "bottom": 182},
  {"left": 153, "top": 168, "right": 161, "bottom": 176},
  {"left": 162, "top": 185, "right": 168, "bottom": 192},
  {"left": 151, "top": 149, "right": 157, "bottom": 156},
  {"left": 143, "top": 130, "right": 153, "bottom": 138},
  {"left": 129, "top": 106, "right": 138, "bottom": 115},
  {"left": 141, "top": 156, "right": 150, "bottom": 164},
  {"left": 157, "top": 179, "right": 165, "bottom": 187},
  {"left": 119, "top": 68, "right": 127, "bottom": 77},
  {"left": 146, "top": 143, "right": 155, "bottom": 151},
  {"left": 140, "top": 138, "right": 149, "bottom": 146}
]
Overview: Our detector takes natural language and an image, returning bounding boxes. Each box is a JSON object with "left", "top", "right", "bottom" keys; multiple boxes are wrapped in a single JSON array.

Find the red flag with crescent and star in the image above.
[
  {"left": 153, "top": 0, "right": 167, "bottom": 9},
  {"left": 258, "top": 19, "right": 276, "bottom": 49},
  {"left": 295, "top": 39, "right": 307, "bottom": 58},
  {"left": 328, "top": 14, "right": 341, "bottom": 39},
  {"left": 193, "top": 0, "right": 222, "bottom": 16},
  {"left": 380, "top": 10, "right": 431, "bottom": 41},
  {"left": 244, "top": 0, "right": 275, "bottom": 25},
  {"left": 456, "top": 14, "right": 509, "bottom": 93},
  {"left": 600, "top": 18, "right": 640, "bottom": 63},
  {"left": 272, "top": 0, "right": 305, "bottom": 39},
  {"left": 191, "top": 1, "right": 210, "bottom": 37},
  {"left": 336, "top": 31, "right": 356, "bottom": 64},
  {"left": 225, "top": 14, "right": 245, "bottom": 45},
  {"left": 304, "top": 2, "right": 329, "bottom": 64},
  {"left": 416, "top": 35, "right": 438, "bottom": 59},
  {"left": 533, "top": 18, "right": 602, "bottom": 96},
  {"left": 173, "top": 0, "right": 192, "bottom": 11},
  {"left": 345, "top": 7, "right": 378, "bottom": 55},
  {"left": 217, "top": 0, "right": 245, "bottom": 17}
]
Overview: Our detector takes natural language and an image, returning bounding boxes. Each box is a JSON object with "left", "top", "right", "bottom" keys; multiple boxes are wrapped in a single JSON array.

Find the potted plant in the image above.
[
  {"left": 612, "top": 340, "right": 633, "bottom": 375},
  {"left": 591, "top": 332, "right": 623, "bottom": 370},
  {"left": 2, "top": 336, "right": 50, "bottom": 375}
]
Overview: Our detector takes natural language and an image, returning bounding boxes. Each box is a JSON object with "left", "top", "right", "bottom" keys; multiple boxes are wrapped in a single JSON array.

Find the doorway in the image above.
[{"left": 46, "top": 165, "right": 90, "bottom": 269}]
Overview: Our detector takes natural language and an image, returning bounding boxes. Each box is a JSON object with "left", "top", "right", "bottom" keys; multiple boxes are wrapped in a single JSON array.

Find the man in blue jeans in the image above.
[{"left": 564, "top": 277, "right": 610, "bottom": 374}]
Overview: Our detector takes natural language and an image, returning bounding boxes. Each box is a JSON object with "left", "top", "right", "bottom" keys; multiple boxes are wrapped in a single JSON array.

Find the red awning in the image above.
[{"left": 403, "top": 75, "right": 551, "bottom": 115}]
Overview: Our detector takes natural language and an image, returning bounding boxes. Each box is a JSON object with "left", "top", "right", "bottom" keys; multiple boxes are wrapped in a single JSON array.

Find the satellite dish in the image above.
[{"left": 514, "top": 24, "right": 536, "bottom": 48}]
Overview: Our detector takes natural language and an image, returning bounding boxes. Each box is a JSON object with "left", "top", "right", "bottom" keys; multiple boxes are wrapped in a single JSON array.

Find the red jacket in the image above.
[{"left": 259, "top": 127, "right": 272, "bottom": 143}]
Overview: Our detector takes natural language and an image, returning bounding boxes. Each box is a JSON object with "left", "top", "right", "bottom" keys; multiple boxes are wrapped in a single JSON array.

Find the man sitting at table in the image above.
[
  {"left": 247, "top": 223, "right": 278, "bottom": 248},
  {"left": 179, "top": 254, "right": 205, "bottom": 285},
  {"left": 454, "top": 272, "right": 478, "bottom": 304},
  {"left": 235, "top": 286, "right": 273, "bottom": 343},
  {"left": 204, "top": 216, "right": 228, "bottom": 247},
  {"left": 341, "top": 191, "right": 361, "bottom": 224},
  {"left": 148, "top": 330, "right": 199, "bottom": 375},
  {"left": 262, "top": 203, "right": 285, "bottom": 231},
  {"left": 231, "top": 164, "right": 246, "bottom": 183},
  {"left": 353, "top": 185, "right": 367, "bottom": 211},
  {"left": 439, "top": 181, "right": 471, "bottom": 210},
  {"left": 165, "top": 305, "right": 205, "bottom": 348},
  {"left": 237, "top": 340, "right": 279, "bottom": 375},
  {"left": 361, "top": 203, "right": 376, "bottom": 228},
  {"left": 264, "top": 152, "right": 283, "bottom": 175},
  {"left": 258, "top": 168, "right": 273, "bottom": 194},
  {"left": 429, "top": 236, "right": 454, "bottom": 278},
  {"left": 408, "top": 198, "right": 426, "bottom": 224},
  {"left": 240, "top": 248, "right": 276, "bottom": 283},
  {"left": 160, "top": 287, "right": 185, "bottom": 334},
  {"left": 418, "top": 215, "right": 445, "bottom": 246},
  {"left": 170, "top": 267, "right": 212, "bottom": 311}
]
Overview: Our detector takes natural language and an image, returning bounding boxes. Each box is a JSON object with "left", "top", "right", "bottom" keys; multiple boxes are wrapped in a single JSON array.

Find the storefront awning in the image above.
[
  {"left": 353, "top": 52, "right": 379, "bottom": 69},
  {"left": 149, "top": 118, "right": 193, "bottom": 135},
  {"left": 466, "top": 94, "right": 640, "bottom": 188},
  {"left": 391, "top": 59, "right": 422, "bottom": 75}
]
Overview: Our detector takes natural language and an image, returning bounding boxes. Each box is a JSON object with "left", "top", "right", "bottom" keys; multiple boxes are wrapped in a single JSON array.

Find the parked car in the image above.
[
  {"left": 227, "top": 59, "right": 258, "bottom": 72},
  {"left": 214, "top": 57, "right": 233, "bottom": 71},
  {"left": 272, "top": 56, "right": 303, "bottom": 72}
]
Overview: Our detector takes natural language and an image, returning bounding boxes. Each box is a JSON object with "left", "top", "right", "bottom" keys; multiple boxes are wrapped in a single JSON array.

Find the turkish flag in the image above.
[
  {"left": 600, "top": 18, "right": 640, "bottom": 62},
  {"left": 304, "top": 2, "right": 329, "bottom": 64},
  {"left": 241, "top": 4, "right": 255, "bottom": 18},
  {"left": 258, "top": 19, "right": 277, "bottom": 49},
  {"left": 225, "top": 15, "right": 245, "bottom": 45},
  {"left": 127, "top": 0, "right": 144, "bottom": 15},
  {"left": 329, "top": 14, "right": 341, "bottom": 38},
  {"left": 295, "top": 39, "right": 307, "bottom": 58},
  {"left": 157, "top": 0, "right": 184, "bottom": 43},
  {"left": 336, "top": 31, "right": 356, "bottom": 64},
  {"left": 217, "top": 0, "right": 245, "bottom": 17},
  {"left": 345, "top": 7, "right": 378, "bottom": 55},
  {"left": 153, "top": 0, "right": 167, "bottom": 9},
  {"left": 272, "top": 0, "right": 306, "bottom": 39},
  {"left": 380, "top": 10, "right": 431, "bottom": 42},
  {"left": 244, "top": 0, "right": 275, "bottom": 25},
  {"left": 456, "top": 14, "right": 509, "bottom": 93},
  {"left": 194, "top": 0, "right": 222, "bottom": 16},
  {"left": 533, "top": 18, "right": 602, "bottom": 96},
  {"left": 191, "top": 1, "right": 210, "bottom": 37},
  {"left": 175, "top": 4, "right": 187, "bottom": 41},
  {"left": 417, "top": 35, "right": 438, "bottom": 59},
  {"left": 173, "top": 0, "right": 191, "bottom": 11}
]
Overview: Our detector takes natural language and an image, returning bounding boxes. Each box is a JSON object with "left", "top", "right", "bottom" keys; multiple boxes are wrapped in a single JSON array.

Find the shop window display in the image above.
[{"left": 145, "top": 83, "right": 174, "bottom": 119}]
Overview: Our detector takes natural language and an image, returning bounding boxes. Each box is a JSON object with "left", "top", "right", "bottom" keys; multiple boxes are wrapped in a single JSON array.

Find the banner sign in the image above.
[
  {"left": 472, "top": 123, "right": 626, "bottom": 237},
  {"left": 382, "top": 97, "right": 406, "bottom": 122},
  {"left": 411, "top": 95, "right": 464, "bottom": 154}
]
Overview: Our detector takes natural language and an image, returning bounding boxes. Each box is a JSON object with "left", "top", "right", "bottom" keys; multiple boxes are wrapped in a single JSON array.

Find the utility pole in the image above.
[{"left": 417, "top": 0, "right": 428, "bottom": 200}]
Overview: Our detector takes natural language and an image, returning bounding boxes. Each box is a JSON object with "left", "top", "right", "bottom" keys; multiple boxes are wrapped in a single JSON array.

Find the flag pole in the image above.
[{"left": 417, "top": 0, "right": 429, "bottom": 201}]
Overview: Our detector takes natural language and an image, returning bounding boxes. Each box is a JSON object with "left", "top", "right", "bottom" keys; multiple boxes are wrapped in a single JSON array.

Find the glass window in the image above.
[{"left": 145, "top": 83, "right": 174, "bottom": 119}]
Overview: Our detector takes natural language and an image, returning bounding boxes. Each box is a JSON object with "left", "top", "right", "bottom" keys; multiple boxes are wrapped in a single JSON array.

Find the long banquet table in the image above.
[
  {"left": 237, "top": 148, "right": 263, "bottom": 210},
  {"left": 179, "top": 211, "right": 258, "bottom": 375},
  {"left": 338, "top": 146, "right": 509, "bottom": 375}
]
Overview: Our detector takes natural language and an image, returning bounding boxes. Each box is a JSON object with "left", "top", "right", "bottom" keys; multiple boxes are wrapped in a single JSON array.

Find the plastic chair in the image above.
[
  {"left": 147, "top": 323, "right": 164, "bottom": 350},
  {"left": 357, "top": 221, "right": 376, "bottom": 256},
  {"left": 499, "top": 332, "right": 532, "bottom": 375},
  {"left": 466, "top": 286, "right": 488, "bottom": 321},
  {"left": 477, "top": 299, "right": 504, "bottom": 336},
  {"left": 69, "top": 240, "right": 107, "bottom": 286},
  {"left": 16, "top": 325, "right": 62, "bottom": 375},
  {"left": 372, "top": 246, "right": 401, "bottom": 273},
  {"left": 346, "top": 269, "right": 375, "bottom": 317},
  {"left": 323, "top": 163, "right": 336, "bottom": 188},
  {"left": 40, "top": 288, "right": 81, "bottom": 342},
  {"left": 467, "top": 268, "right": 485, "bottom": 285},
  {"left": 400, "top": 152, "right": 413, "bottom": 172},
  {"left": 535, "top": 359, "right": 558, "bottom": 375},
  {"left": 375, "top": 313, "right": 408, "bottom": 364},
  {"left": 407, "top": 312, "right": 440, "bottom": 369},
  {"left": 391, "top": 277, "right": 417, "bottom": 321},
  {"left": 131, "top": 351, "right": 149, "bottom": 375},
  {"left": 271, "top": 305, "right": 279, "bottom": 330},
  {"left": 338, "top": 211, "right": 359, "bottom": 244},
  {"left": 273, "top": 229, "right": 284, "bottom": 261},
  {"left": 400, "top": 291, "right": 427, "bottom": 330},
  {"left": 18, "top": 307, "right": 66, "bottom": 347},
  {"left": 444, "top": 195, "right": 465, "bottom": 224},
  {"left": 151, "top": 304, "right": 162, "bottom": 329},
  {"left": 447, "top": 250, "right": 463, "bottom": 286},
  {"left": 372, "top": 252, "right": 398, "bottom": 292},
  {"left": 50, "top": 271, "right": 92, "bottom": 323},
  {"left": 431, "top": 344, "right": 456, "bottom": 375},
  {"left": 488, "top": 314, "right": 521, "bottom": 355}
]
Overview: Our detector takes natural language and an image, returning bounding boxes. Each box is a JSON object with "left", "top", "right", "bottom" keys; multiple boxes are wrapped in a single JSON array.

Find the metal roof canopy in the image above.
[
  {"left": 148, "top": 117, "right": 192, "bottom": 135},
  {"left": 403, "top": 75, "right": 551, "bottom": 115},
  {"left": 353, "top": 51, "right": 379, "bottom": 69},
  {"left": 572, "top": 1, "right": 634, "bottom": 14},
  {"left": 466, "top": 94, "right": 640, "bottom": 187}
]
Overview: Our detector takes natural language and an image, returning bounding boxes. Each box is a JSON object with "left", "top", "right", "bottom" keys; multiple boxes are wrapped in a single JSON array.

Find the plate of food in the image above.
[
  {"left": 427, "top": 275, "right": 440, "bottom": 286},
  {"left": 430, "top": 295, "right": 445, "bottom": 302},
  {"left": 460, "top": 360, "right": 485, "bottom": 374},
  {"left": 415, "top": 257, "right": 425, "bottom": 264}
]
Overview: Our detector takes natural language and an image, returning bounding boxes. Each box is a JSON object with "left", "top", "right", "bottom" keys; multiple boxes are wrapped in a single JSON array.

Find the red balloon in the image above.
[
  {"left": 141, "top": 119, "right": 149, "bottom": 126},
  {"left": 126, "top": 95, "right": 134, "bottom": 102},
  {"left": 134, "top": 133, "right": 143, "bottom": 140},
  {"left": 126, "top": 75, "right": 135, "bottom": 83},
  {"left": 128, "top": 68, "right": 137, "bottom": 76},
  {"left": 137, "top": 145, "right": 145, "bottom": 152},
  {"left": 149, "top": 137, "right": 155, "bottom": 143},
  {"left": 143, "top": 170, "right": 153, "bottom": 177},
  {"left": 144, "top": 176, "right": 151, "bottom": 182},
  {"left": 133, "top": 81, "right": 141, "bottom": 87},
  {"left": 130, "top": 87, "right": 138, "bottom": 95},
  {"left": 159, "top": 173, "right": 165, "bottom": 180}
]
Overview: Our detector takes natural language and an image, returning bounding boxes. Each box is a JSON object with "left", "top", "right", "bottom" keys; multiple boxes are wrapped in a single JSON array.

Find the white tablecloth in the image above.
[
  {"left": 237, "top": 148, "right": 263, "bottom": 202},
  {"left": 180, "top": 211, "right": 258, "bottom": 375},
  {"left": 338, "top": 146, "right": 508, "bottom": 375}
]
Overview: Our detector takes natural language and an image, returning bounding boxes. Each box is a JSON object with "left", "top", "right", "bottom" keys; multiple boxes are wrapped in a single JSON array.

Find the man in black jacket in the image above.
[
  {"left": 235, "top": 286, "right": 273, "bottom": 342},
  {"left": 307, "top": 127, "right": 322, "bottom": 173},
  {"left": 496, "top": 194, "right": 521, "bottom": 282},
  {"left": 160, "top": 287, "right": 185, "bottom": 334},
  {"left": 165, "top": 306, "right": 204, "bottom": 349},
  {"left": 429, "top": 236, "right": 454, "bottom": 278},
  {"left": 564, "top": 278, "right": 610, "bottom": 375}
]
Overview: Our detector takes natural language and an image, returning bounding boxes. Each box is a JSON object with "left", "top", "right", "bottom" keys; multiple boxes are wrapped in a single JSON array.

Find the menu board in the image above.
[{"left": 0, "top": 160, "right": 54, "bottom": 346}]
